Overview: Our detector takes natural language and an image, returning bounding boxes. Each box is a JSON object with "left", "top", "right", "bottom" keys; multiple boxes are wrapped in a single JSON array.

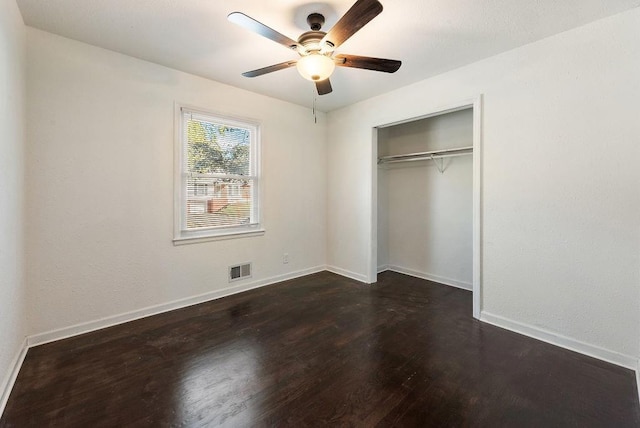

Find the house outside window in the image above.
[{"left": 174, "top": 106, "right": 263, "bottom": 243}]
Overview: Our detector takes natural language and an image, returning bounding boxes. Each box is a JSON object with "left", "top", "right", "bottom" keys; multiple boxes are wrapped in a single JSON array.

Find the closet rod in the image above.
[{"left": 378, "top": 146, "right": 473, "bottom": 164}]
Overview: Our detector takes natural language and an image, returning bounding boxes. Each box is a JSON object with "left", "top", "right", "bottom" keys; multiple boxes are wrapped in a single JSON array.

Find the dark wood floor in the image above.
[{"left": 1, "top": 271, "right": 639, "bottom": 427}]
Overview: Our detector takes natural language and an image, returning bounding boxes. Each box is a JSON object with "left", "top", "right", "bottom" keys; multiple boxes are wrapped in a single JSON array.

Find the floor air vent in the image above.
[{"left": 229, "top": 263, "right": 252, "bottom": 282}]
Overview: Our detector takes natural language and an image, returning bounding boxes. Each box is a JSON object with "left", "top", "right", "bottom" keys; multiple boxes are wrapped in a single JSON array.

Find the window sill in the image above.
[{"left": 173, "top": 228, "right": 265, "bottom": 246}]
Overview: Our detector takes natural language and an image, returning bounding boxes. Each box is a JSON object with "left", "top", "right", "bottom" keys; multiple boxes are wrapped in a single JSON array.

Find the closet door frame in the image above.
[{"left": 370, "top": 96, "right": 483, "bottom": 319}]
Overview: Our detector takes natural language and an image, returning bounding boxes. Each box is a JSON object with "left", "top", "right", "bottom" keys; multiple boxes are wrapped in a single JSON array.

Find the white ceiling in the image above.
[{"left": 16, "top": 0, "right": 640, "bottom": 112}]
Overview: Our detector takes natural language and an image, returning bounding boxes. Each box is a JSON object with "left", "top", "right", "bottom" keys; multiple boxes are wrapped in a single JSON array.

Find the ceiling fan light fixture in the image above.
[
  {"left": 296, "top": 54, "right": 335, "bottom": 82},
  {"left": 229, "top": 0, "right": 400, "bottom": 96}
]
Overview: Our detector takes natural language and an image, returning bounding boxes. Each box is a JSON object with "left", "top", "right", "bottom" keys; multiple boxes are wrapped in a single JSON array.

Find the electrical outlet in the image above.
[{"left": 283, "top": 253, "right": 289, "bottom": 264}]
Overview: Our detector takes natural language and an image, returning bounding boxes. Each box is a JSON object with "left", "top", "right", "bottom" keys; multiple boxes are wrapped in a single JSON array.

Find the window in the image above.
[{"left": 175, "top": 106, "right": 262, "bottom": 243}]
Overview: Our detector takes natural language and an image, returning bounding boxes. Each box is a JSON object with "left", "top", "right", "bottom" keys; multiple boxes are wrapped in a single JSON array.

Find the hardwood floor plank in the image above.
[{"left": 1, "top": 271, "right": 638, "bottom": 427}]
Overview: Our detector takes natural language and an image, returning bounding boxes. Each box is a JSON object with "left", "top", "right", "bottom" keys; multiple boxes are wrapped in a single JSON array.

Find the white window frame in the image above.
[{"left": 174, "top": 104, "right": 264, "bottom": 245}]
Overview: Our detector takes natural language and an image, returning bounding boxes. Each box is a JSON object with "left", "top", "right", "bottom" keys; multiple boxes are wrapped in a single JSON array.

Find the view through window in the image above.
[{"left": 176, "top": 108, "right": 260, "bottom": 241}]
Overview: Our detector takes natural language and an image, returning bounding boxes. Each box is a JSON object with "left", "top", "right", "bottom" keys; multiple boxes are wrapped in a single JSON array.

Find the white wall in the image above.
[
  {"left": 0, "top": 0, "right": 27, "bottom": 406},
  {"left": 378, "top": 110, "right": 473, "bottom": 289},
  {"left": 25, "top": 28, "right": 327, "bottom": 335},
  {"left": 327, "top": 9, "right": 640, "bottom": 363},
  {"left": 376, "top": 145, "right": 389, "bottom": 270}
]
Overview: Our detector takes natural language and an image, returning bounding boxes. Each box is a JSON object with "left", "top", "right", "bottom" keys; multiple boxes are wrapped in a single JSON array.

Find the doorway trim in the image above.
[{"left": 370, "top": 95, "right": 483, "bottom": 319}]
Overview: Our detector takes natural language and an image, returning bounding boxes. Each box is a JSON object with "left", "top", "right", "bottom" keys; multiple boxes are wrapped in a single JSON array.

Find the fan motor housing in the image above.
[
  {"left": 297, "top": 31, "right": 326, "bottom": 54},
  {"left": 297, "top": 31, "right": 325, "bottom": 46}
]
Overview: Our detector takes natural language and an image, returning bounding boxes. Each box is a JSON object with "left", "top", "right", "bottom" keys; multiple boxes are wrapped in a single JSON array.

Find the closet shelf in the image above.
[{"left": 377, "top": 146, "right": 473, "bottom": 165}]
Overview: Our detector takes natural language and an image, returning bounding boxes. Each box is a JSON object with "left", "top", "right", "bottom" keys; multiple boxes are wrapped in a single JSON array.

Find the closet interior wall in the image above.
[{"left": 377, "top": 109, "right": 473, "bottom": 290}]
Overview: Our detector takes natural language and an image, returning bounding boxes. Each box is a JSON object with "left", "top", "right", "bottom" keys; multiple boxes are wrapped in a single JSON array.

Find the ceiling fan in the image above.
[{"left": 228, "top": 0, "right": 401, "bottom": 96}]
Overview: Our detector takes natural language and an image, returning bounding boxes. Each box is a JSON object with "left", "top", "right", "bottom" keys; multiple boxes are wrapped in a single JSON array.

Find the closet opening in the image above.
[{"left": 371, "top": 98, "right": 482, "bottom": 318}]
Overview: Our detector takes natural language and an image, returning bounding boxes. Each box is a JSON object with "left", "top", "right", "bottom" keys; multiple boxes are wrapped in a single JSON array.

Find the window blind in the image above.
[{"left": 180, "top": 109, "right": 259, "bottom": 234}]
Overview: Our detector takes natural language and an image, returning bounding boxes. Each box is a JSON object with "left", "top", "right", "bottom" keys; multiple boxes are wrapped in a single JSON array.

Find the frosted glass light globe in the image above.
[{"left": 296, "top": 54, "right": 335, "bottom": 82}]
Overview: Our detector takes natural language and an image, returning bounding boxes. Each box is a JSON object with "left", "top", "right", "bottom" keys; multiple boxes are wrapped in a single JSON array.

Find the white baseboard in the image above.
[
  {"left": 28, "top": 266, "right": 325, "bottom": 348},
  {"left": 480, "top": 311, "right": 637, "bottom": 370},
  {"left": 377, "top": 264, "right": 389, "bottom": 274},
  {"left": 0, "top": 337, "right": 28, "bottom": 417},
  {"left": 325, "top": 265, "right": 369, "bottom": 283},
  {"left": 384, "top": 265, "right": 472, "bottom": 291}
]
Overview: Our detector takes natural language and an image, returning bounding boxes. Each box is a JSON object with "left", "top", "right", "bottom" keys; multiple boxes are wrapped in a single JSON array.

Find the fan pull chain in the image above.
[{"left": 312, "top": 87, "right": 318, "bottom": 124}]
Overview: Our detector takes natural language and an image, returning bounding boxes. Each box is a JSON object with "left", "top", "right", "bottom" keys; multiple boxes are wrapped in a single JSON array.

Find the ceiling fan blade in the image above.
[
  {"left": 228, "top": 12, "right": 299, "bottom": 51},
  {"left": 321, "top": 0, "right": 383, "bottom": 49},
  {"left": 242, "top": 60, "right": 297, "bottom": 78},
  {"left": 315, "top": 79, "right": 332, "bottom": 95},
  {"left": 334, "top": 54, "right": 401, "bottom": 73}
]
